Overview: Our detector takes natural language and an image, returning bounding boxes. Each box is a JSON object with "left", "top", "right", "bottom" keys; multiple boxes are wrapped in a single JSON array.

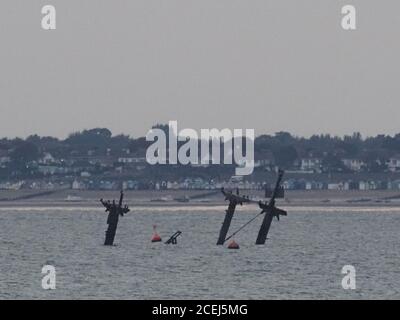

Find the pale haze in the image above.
[{"left": 0, "top": 0, "right": 399, "bottom": 139}]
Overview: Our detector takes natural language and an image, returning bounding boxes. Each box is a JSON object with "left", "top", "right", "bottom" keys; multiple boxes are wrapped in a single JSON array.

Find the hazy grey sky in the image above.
[{"left": 0, "top": 1, "right": 399, "bottom": 139}]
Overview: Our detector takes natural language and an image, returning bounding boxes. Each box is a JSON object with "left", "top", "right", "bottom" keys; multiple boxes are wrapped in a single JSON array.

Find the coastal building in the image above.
[
  {"left": 117, "top": 157, "right": 146, "bottom": 164},
  {"left": 39, "top": 152, "right": 57, "bottom": 165},
  {"left": 81, "top": 171, "right": 91, "bottom": 177},
  {"left": 0, "top": 181, "right": 24, "bottom": 190},
  {"left": 387, "top": 156, "right": 400, "bottom": 172},
  {"left": 0, "top": 150, "right": 10, "bottom": 167},
  {"left": 37, "top": 165, "right": 70, "bottom": 175},
  {"left": 122, "top": 180, "right": 140, "bottom": 190},
  {"left": 342, "top": 159, "right": 365, "bottom": 172},
  {"left": 300, "top": 158, "right": 322, "bottom": 172},
  {"left": 305, "top": 181, "right": 325, "bottom": 190},
  {"left": 358, "top": 181, "right": 378, "bottom": 191},
  {"left": 327, "top": 183, "right": 344, "bottom": 190},
  {"left": 98, "top": 180, "right": 119, "bottom": 190},
  {"left": 388, "top": 180, "right": 400, "bottom": 190},
  {"left": 72, "top": 179, "right": 87, "bottom": 190}
]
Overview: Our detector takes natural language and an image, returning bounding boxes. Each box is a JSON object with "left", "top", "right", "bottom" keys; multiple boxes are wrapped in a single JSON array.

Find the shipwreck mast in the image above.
[
  {"left": 217, "top": 169, "right": 287, "bottom": 246},
  {"left": 100, "top": 190, "right": 130, "bottom": 246}
]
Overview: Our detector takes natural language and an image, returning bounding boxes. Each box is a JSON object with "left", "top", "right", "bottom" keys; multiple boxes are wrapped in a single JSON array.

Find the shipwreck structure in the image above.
[
  {"left": 100, "top": 191, "right": 130, "bottom": 246},
  {"left": 217, "top": 169, "right": 287, "bottom": 246}
]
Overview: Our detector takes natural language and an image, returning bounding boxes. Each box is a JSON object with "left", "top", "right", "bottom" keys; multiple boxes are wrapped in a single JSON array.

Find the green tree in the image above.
[
  {"left": 10, "top": 141, "right": 39, "bottom": 163},
  {"left": 274, "top": 145, "right": 298, "bottom": 168}
]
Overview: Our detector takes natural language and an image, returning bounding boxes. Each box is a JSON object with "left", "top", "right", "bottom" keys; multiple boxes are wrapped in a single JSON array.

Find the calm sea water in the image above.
[{"left": 0, "top": 205, "right": 399, "bottom": 299}]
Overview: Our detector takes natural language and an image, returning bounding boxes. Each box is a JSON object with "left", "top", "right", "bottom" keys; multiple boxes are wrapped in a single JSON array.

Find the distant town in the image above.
[{"left": 1, "top": 126, "right": 400, "bottom": 192}]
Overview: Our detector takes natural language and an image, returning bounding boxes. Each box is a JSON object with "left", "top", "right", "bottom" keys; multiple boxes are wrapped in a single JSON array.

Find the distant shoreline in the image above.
[{"left": 0, "top": 189, "right": 399, "bottom": 209}]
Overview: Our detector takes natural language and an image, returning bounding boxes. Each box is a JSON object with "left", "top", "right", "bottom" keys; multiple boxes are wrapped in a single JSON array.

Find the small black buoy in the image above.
[{"left": 165, "top": 231, "right": 182, "bottom": 244}]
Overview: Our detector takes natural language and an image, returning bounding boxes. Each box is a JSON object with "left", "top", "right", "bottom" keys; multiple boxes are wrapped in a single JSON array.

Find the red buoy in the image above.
[
  {"left": 227, "top": 239, "right": 239, "bottom": 249},
  {"left": 151, "top": 225, "right": 162, "bottom": 242}
]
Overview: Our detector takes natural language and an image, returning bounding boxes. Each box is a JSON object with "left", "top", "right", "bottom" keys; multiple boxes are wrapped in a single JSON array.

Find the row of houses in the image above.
[
  {"left": 283, "top": 179, "right": 400, "bottom": 191},
  {"left": 3, "top": 176, "right": 400, "bottom": 191},
  {"left": 3, "top": 147, "right": 400, "bottom": 175},
  {"left": 68, "top": 178, "right": 400, "bottom": 191},
  {"left": 31, "top": 155, "right": 400, "bottom": 176},
  {"left": 299, "top": 156, "right": 400, "bottom": 173}
]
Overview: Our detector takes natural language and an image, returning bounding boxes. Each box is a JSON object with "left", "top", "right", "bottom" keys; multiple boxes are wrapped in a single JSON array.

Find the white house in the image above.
[
  {"left": 300, "top": 158, "right": 322, "bottom": 172},
  {"left": 81, "top": 171, "right": 91, "bottom": 177},
  {"left": 0, "top": 150, "right": 10, "bottom": 167},
  {"left": 39, "top": 152, "right": 56, "bottom": 165},
  {"left": 358, "top": 181, "right": 377, "bottom": 190},
  {"left": 387, "top": 156, "right": 400, "bottom": 172},
  {"left": 342, "top": 159, "right": 365, "bottom": 172},
  {"left": 327, "top": 183, "right": 344, "bottom": 190},
  {"left": 72, "top": 179, "right": 86, "bottom": 190}
]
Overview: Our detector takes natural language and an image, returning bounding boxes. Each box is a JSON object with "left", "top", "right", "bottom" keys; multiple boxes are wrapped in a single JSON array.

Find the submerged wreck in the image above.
[
  {"left": 97, "top": 171, "right": 286, "bottom": 249},
  {"left": 100, "top": 191, "right": 130, "bottom": 246},
  {"left": 217, "top": 169, "right": 287, "bottom": 246}
]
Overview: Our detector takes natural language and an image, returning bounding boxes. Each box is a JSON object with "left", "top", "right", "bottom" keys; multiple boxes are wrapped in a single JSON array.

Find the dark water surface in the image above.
[{"left": 0, "top": 206, "right": 399, "bottom": 299}]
